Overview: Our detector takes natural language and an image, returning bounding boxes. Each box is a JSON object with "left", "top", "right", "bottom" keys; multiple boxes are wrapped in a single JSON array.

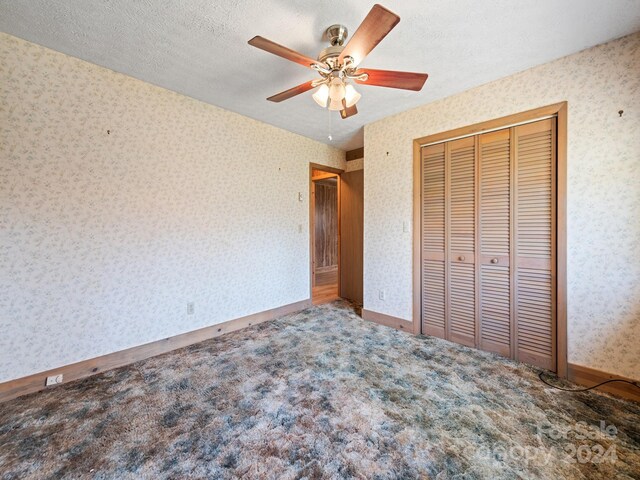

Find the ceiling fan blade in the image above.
[
  {"left": 354, "top": 68, "right": 428, "bottom": 91},
  {"left": 267, "top": 80, "right": 315, "bottom": 102},
  {"left": 248, "top": 36, "right": 320, "bottom": 69},
  {"left": 338, "top": 4, "right": 400, "bottom": 66},
  {"left": 340, "top": 99, "right": 358, "bottom": 119}
]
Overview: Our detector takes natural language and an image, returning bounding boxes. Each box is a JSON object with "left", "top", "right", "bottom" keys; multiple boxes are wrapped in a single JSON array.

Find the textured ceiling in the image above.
[{"left": 1, "top": 1, "right": 639, "bottom": 150}]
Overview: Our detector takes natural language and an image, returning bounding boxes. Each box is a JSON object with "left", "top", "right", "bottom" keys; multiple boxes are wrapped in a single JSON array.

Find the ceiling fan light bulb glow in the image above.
[
  {"left": 344, "top": 84, "right": 361, "bottom": 108},
  {"left": 312, "top": 84, "right": 329, "bottom": 108},
  {"left": 328, "top": 99, "right": 343, "bottom": 111},
  {"left": 329, "top": 78, "right": 346, "bottom": 102}
]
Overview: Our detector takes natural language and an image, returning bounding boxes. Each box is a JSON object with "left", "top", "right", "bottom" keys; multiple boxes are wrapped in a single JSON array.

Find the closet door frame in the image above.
[{"left": 412, "top": 102, "right": 568, "bottom": 377}]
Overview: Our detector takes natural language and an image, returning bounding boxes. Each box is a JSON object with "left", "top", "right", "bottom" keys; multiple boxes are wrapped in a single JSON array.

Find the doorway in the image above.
[{"left": 310, "top": 164, "right": 341, "bottom": 304}]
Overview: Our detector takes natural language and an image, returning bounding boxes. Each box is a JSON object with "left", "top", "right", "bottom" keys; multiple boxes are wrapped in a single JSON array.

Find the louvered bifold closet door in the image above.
[
  {"left": 422, "top": 143, "right": 446, "bottom": 338},
  {"left": 514, "top": 119, "right": 556, "bottom": 371},
  {"left": 446, "top": 137, "right": 476, "bottom": 347},
  {"left": 478, "top": 129, "right": 512, "bottom": 357}
]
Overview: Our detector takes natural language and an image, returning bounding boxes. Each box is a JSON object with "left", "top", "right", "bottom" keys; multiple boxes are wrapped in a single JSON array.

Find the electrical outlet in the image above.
[
  {"left": 298, "top": 224, "right": 303, "bottom": 233},
  {"left": 187, "top": 302, "right": 195, "bottom": 315},
  {"left": 298, "top": 192, "right": 303, "bottom": 202},
  {"left": 379, "top": 290, "right": 385, "bottom": 301},
  {"left": 45, "top": 374, "right": 63, "bottom": 386}
]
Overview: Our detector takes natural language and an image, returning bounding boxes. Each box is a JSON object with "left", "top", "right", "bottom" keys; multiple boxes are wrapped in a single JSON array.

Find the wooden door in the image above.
[
  {"left": 340, "top": 170, "right": 364, "bottom": 303},
  {"left": 478, "top": 128, "right": 512, "bottom": 357},
  {"left": 446, "top": 137, "right": 476, "bottom": 347},
  {"left": 421, "top": 118, "right": 557, "bottom": 372},
  {"left": 421, "top": 143, "right": 446, "bottom": 338},
  {"left": 513, "top": 118, "right": 556, "bottom": 370},
  {"left": 314, "top": 180, "right": 338, "bottom": 272}
]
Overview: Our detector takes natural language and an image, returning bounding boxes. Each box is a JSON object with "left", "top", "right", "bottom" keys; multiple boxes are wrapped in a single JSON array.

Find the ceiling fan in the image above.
[{"left": 248, "top": 4, "right": 428, "bottom": 119}]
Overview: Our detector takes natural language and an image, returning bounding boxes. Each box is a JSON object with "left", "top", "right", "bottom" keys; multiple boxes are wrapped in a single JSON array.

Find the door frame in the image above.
[
  {"left": 309, "top": 163, "right": 343, "bottom": 301},
  {"left": 412, "top": 102, "right": 568, "bottom": 377}
]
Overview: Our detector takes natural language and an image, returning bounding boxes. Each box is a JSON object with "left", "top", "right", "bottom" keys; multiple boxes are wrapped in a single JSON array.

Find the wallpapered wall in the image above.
[
  {"left": 0, "top": 33, "right": 344, "bottom": 383},
  {"left": 346, "top": 157, "right": 364, "bottom": 172},
  {"left": 364, "top": 32, "right": 640, "bottom": 379}
]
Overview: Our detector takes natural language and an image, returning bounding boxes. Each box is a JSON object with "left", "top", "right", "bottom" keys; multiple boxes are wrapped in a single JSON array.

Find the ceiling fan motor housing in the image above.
[
  {"left": 319, "top": 24, "right": 348, "bottom": 69},
  {"left": 318, "top": 45, "right": 344, "bottom": 68},
  {"left": 326, "top": 24, "right": 348, "bottom": 46}
]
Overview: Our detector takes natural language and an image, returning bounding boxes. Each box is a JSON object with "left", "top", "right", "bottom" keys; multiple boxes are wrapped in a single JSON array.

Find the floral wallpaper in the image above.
[
  {"left": 346, "top": 157, "right": 364, "bottom": 172},
  {"left": 364, "top": 32, "right": 640, "bottom": 379},
  {"left": 0, "top": 33, "right": 345, "bottom": 383}
]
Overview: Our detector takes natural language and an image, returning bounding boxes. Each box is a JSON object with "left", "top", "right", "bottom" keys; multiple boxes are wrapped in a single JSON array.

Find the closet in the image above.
[{"left": 421, "top": 117, "right": 556, "bottom": 371}]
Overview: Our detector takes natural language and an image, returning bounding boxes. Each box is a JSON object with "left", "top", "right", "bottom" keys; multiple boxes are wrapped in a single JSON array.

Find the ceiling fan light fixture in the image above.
[
  {"left": 312, "top": 84, "right": 329, "bottom": 107},
  {"left": 328, "top": 77, "right": 346, "bottom": 102},
  {"left": 328, "top": 98, "right": 343, "bottom": 111},
  {"left": 344, "top": 84, "right": 361, "bottom": 108}
]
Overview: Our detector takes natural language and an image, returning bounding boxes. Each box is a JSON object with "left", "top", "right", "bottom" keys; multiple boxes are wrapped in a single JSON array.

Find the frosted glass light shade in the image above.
[
  {"left": 344, "top": 84, "right": 361, "bottom": 108},
  {"left": 328, "top": 99, "right": 343, "bottom": 111},
  {"left": 312, "top": 84, "right": 329, "bottom": 108},
  {"left": 329, "top": 78, "right": 346, "bottom": 102}
]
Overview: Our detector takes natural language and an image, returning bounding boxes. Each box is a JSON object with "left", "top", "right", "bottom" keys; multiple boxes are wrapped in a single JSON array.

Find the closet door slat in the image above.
[
  {"left": 514, "top": 119, "right": 556, "bottom": 371},
  {"left": 422, "top": 143, "right": 446, "bottom": 338},
  {"left": 478, "top": 129, "right": 511, "bottom": 357},
  {"left": 447, "top": 137, "right": 476, "bottom": 347}
]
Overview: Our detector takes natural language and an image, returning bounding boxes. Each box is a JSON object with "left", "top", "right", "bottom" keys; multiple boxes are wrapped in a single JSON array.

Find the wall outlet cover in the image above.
[{"left": 45, "top": 374, "right": 63, "bottom": 386}]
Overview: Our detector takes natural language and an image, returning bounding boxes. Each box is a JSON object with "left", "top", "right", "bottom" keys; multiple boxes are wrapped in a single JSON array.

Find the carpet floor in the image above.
[{"left": 0, "top": 301, "right": 638, "bottom": 479}]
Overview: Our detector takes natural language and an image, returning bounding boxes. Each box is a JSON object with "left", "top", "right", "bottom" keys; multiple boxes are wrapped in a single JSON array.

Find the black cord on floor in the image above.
[{"left": 538, "top": 370, "right": 640, "bottom": 393}]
